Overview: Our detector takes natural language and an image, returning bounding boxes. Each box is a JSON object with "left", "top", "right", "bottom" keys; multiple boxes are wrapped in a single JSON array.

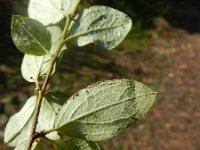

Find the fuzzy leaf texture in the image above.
[
  {"left": 4, "top": 93, "right": 65, "bottom": 148},
  {"left": 11, "top": 15, "right": 51, "bottom": 56},
  {"left": 21, "top": 26, "right": 65, "bottom": 82},
  {"left": 28, "top": 0, "right": 80, "bottom": 25},
  {"left": 54, "top": 79, "right": 156, "bottom": 141},
  {"left": 14, "top": 142, "right": 43, "bottom": 150},
  {"left": 54, "top": 139, "right": 103, "bottom": 150},
  {"left": 67, "top": 6, "right": 132, "bottom": 51}
]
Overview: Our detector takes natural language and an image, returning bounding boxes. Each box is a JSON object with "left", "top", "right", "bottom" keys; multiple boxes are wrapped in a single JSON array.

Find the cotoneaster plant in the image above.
[{"left": 4, "top": 1, "right": 156, "bottom": 150}]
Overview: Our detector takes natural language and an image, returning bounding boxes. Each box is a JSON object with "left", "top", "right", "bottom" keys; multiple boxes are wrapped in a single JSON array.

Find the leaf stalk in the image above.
[{"left": 26, "top": 25, "right": 69, "bottom": 150}]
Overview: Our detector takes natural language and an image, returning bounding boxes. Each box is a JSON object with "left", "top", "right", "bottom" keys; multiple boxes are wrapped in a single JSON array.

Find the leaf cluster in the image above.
[{"left": 4, "top": 0, "right": 156, "bottom": 149}]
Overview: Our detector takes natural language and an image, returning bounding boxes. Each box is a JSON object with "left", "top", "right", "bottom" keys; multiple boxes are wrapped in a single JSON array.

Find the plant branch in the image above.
[
  {"left": 26, "top": 46, "right": 63, "bottom": 150},
  {"left": 26, "top": 28, "right": 68, "bottom": 150},
  {"left": 26, "top": 3, "right": 80, "bottom": 148}
]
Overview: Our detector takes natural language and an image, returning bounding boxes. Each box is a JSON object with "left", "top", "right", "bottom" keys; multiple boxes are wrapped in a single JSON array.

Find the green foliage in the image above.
[
  {"left": 11, "top": 15, "right": 51, "bottom": 56},
  {"left": 4, "top": 96, "right": 35, "bottom": 147},
  {"left": 28, "top": 0, "right": 80, "bottom": 25},
  {"left": 14, "top": 142, "right": 43, "bottom": 150},
  {"left": 67, "top": 6, "right": 132, "bottom": 51},
  {"left": 54, "top": 139, "right": 102, "bottom": 150},
  {"left": 5, "top": 1, "right": 156, "bottom": 149},
  {"left": 4, "top": 93, "right": 64, "bottom": 147},
  {"left": 54, "top": 79, "right": 156, "bottom": 141},
  {"left": 21, "top": 26, "right": 65, "bottom": 82}
]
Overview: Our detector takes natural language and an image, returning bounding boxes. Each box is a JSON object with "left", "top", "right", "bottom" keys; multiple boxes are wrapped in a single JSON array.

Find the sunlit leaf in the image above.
[
  {"left": 21, "top": 26, "right": 65, "bottom": 82},
  {"left": 45, "top": 131, "right": 60, "bottom": 141},
  {"left": 11, "top": 15, "right": 51, "bottom": 56},
  {"left": 4, "top": 96, "right": 34, "bottom": 147},
  {"left": 4, "top": 93, "right": 65, "bottom": 147},
  {"left": 28, "top": 0, "right": 80, "bottom": 25},
  {"left": 14, "top": 141, "right": 43, "bottom": 150},
  {"left": 67, "top": 6, "right": 132, "bottom": 51},
  {"left": 54, "top": 79, "right": 156, "bottom": 141},
  {"left": 54, "top": 139, "right": 103, "bottom": 150}
]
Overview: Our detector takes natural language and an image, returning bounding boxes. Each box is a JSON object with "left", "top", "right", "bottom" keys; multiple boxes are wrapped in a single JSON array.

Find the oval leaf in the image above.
[
  {"left": 67, "top": 6, "right": 132, "bottom": 51},
  {"left": 14, "top": 141, "right": 43, "bottom": 150},
  {"left": 11, "top": 15, "right": 51, "bottom": 56},
  {"left": 54, "top": 79, "right": 156, "bottom": 141},
  {"left": 21, "top": 26, "right": 65, "bottom": 82},
  {"left": 28, "top": 0, "right": 80, "bottom": 25},
  {"left": 4, "top": 93, "right": 65, "bottom": 147},
  {"left": 55, "top": 139, "right": 103, "bottom": 150},
  {"left": 4, "top": 96, "right": 35, "bottom": 147}
]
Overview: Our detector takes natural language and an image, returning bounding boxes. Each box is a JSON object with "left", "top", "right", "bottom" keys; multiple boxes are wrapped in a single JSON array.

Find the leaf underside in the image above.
[
  {"left": 28, "top": 0, "right": 80, "bottom": 25},
  {"left": 68, "top": 6, "right": 132, "bottom": 51},
  {"left": 21, "top": 26, "right": 65, "bottom": 82},
  {"left": 54, "top": 139, "right": 103, "bottom": 150},
  {"left": 4, "top": 93, "right": 65, "bottom": 148},
  {"left": 54, "top": 79, "right": 156, "bottom": 141},
  {"left": 11, "top": 15, "right": 51, "bottom": 56},
  {"left": 8, "top": 2, "right": 156, "bottom": 150}
]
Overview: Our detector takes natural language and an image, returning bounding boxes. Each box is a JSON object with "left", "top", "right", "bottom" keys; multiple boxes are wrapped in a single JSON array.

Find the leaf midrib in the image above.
[
  {"left": 55, "top": 92, "right": 156, "bottom": 130},
  {"left": 6, "top": 101, "right": 35, "bottom": 144},
  {"left": 18, "top": 17, "right": 49, "bottom": 54},
  {"left": 66, "top": 20, "right": 132, "bottom": 42}
]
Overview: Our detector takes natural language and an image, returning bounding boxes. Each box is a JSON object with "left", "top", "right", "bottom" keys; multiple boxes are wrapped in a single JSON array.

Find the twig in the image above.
[
  {"left": 26, "top": 16, "right": 71, "bottom": 149},
  {"left": 26, "top": 2, "right": 80, "bottom": 148},
  {"left": 26, "top": 41, "right": 65, "bottom": 150}
]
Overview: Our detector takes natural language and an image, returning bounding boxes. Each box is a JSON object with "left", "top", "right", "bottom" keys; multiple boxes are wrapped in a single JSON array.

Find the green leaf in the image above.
[
  {"left": 21, "top": 26, "right": 65, "bottom": 82},
  {"left": 4, "top": 93, "right": 65, "bottom": 147},
  {"left": 28, "top": 0, "right": 80, "bottom": 25},
  {"left": 4, "top": 96, "right": 35, "bottom": 147},
  {"left": 67, "top": 6, "right": 132, "bottom": 51},
  {"left": 14, "top": 141, "right": 43, "bottom": 150},
  {"left": 37, "top": 92, "right": 66, "bottom": 131},
  {"left": 11, "top": 15, "right": 51, "bottom": 56},
  {"left": 54, "top": 79, "right": 156, "bottom": 141},
  {"left": 46, "top": 131, "right": 60, "bottom": 141},
  {"left": 54, "top": 139, "right": 103, "bottom": 150}
]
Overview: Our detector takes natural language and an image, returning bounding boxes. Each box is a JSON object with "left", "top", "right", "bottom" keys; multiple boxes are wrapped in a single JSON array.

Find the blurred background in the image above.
[{"left": 0, "top": 0, "right": 200, "bottom": 149}]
